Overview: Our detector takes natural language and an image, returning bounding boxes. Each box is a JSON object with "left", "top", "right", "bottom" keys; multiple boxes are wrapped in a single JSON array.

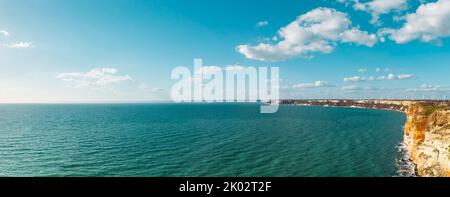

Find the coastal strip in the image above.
[{"left": 279, "top": 99, "right": 450, "bottom": 177}]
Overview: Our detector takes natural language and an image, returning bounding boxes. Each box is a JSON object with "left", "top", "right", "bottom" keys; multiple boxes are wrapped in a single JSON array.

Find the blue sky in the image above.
[{"left": 0, "top": 0, "right": 449, "bottom": 102}]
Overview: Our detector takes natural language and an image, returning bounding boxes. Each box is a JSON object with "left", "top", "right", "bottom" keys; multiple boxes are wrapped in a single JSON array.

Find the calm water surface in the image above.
[{"left": 0, "top": 104, "right": 406, "bottom": 177}]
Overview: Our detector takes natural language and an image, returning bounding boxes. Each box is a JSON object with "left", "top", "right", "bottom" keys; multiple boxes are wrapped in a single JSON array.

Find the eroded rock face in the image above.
[{"left": 404, "top": 103, "right": 450, "bottom": 177}]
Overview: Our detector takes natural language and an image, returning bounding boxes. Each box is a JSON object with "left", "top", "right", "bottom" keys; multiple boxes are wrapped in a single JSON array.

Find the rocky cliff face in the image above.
[{"left": 404, "top": 103, "right": 450, "bottom": 177}]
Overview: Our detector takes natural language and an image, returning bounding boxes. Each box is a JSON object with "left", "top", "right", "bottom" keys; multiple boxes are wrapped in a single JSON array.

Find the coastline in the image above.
[
  {"left": 281, "top": 102, "right": 416, "bottom": 177},
  {"left": 279, "top": 99, "right": 450, "bottom": 177},
  {"left": 288, "top": 103, "right": 407, "bottom": 114}
]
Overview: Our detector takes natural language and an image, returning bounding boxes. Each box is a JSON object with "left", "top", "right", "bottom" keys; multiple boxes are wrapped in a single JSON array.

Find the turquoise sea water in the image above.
[{"left": 0, "top": 104, "right": 407, "bottom": 177}]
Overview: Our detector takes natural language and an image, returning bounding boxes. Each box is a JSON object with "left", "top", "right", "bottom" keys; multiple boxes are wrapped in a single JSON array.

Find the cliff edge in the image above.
[{"left": 404, "top": 102, "right": 450, "bottom": 177}]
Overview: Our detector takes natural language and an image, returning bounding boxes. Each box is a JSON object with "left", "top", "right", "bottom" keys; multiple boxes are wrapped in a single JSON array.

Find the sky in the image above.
[{"left": 0, "top": 0, "right": 449, "bottom": 102}]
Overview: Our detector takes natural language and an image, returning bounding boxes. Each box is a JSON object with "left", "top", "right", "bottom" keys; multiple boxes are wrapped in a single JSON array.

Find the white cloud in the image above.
[
  {"left": 292, "top": 81, "right": 333, "bottom": 89},
  {"left": 57, "top": 68, "right": 132, "bottom": 88},
  {"left": 397, "top": 74, "right": 416, "bottom": 79},
  {"left": 352, "top": 0, "right": 408, "bottom": 25},
  {"left": 383, "top": 0, "right": 450, "bottom": 44},
  {"left": 139, "top": 84, "right": 165, "bottom": 93},
  {"left": 336, "top": 0, "right": 407, "bottom": 25},
  {"left": 336, "top": 0, "right": 353, "bottom": 6},
  {"left": 5, "top": 42, "right": 33, "bottom": 48},
  {"left": 340, "top": 28, "right": 377, "bottom": 46},
  {"left": 342, "top": 85, "right": 363, "bottom": 91},
  {"left": 256, "top": 21, "right": 269, "bottom": 27},
  {"left": 344, "top": 76, "right": 365, "bottom": 82},
  {"left": 407, "top": 84, "right": 449, "bottom": 92},
  {"left": 0, "top": 30, "right": 10, "bottom": 37},
  {"left": 342, "top": 85, "right": 381, "bottom": 91},
  {"left": 345, "top": 73, "right": 414, "bottom": 82},
  {"left": 382, "top": 73, "right": 394, "bottom": 80},
  {"left": 237, "top": 8, "right": 377, "bottom": 61},
  {"left": 377, "top": 73, "right": 415, "bottom": 80},
  {"left": 374, "top": 67, "right": 393, "bottom": 72},
  {"left": 358, "top": 68, "right": 367, "bottom": 73},
  {"left": 344, "top": 76, "right": 375, "bottom": 82},
  {"left": 419, "top": 84, "right": 442, "bottom": 91}
]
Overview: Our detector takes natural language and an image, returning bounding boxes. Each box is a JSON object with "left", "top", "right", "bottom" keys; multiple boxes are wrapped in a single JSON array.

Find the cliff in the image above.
[
  {"left": 281, "top": 99, "right": 450, "bottom": 177},
  {"left": 404, "top": 102, "right": 450, "bottom": 177}
]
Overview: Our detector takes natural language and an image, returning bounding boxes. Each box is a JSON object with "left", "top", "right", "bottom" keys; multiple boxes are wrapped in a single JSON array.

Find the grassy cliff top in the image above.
[{"left": 412, "top": 102, "right": 450, "bottom": 116}]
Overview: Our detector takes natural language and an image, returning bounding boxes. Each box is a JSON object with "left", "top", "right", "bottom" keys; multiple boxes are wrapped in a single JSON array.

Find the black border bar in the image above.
[{"left": 1, "top": 177, "right": 450, "bottom": 195}]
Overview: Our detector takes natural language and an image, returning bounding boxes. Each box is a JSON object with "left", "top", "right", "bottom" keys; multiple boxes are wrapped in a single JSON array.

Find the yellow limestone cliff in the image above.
[{"left": 404, "top": 102, "right": 450, "bottom": 177}]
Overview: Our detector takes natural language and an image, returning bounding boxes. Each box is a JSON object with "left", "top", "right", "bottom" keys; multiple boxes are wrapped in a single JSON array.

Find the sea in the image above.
[{"left": 0, "top": 103, "right": 415, "bottom": 177}]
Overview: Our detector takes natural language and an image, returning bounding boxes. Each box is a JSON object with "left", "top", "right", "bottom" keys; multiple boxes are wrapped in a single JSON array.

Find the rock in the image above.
[{"left": 404, "top": 102, "right": 450, "bottom": 177}]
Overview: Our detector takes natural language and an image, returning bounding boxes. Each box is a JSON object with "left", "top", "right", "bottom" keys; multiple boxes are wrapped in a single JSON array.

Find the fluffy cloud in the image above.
[
  {"left": 383, "top": 0, "right": 450, "bottom": 44},
  {"left": 57, "top": 68, "right": 132, "bottom": 88},
  {"left": 352, "top": 0, "right": 408, "bottom": 25},
  {"left": 292, "top": 81, "right": 333, "bottom": 89},
  {"left": 340, "top": 28, "right": 378, "bottom": 45},
  {"left": 5, "top": 42, "right": 33, "bottom": 48},
  {"left": 256, "top": 21, "right": 269, "bottom": 27},
  {"left": 0, "top": 30, "right": 9, "bottom": 37},
  {"left": 237, "top": 8, "right": 377, "bottom": 61}
]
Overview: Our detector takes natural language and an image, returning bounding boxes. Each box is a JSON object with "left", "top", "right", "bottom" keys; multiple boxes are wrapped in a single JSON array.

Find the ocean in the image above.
[{"left": 0, "top": 103, "right": 409, "bottom": 177}]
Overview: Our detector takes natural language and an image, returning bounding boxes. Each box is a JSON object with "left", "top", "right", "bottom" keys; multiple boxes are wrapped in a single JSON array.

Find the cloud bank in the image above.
[
  {"left": 237, "top": 8, "right": 377, "bottom": 61},
  {"left": 382, "top": 0, "right": 450, "bottom": 44},
  {"left": 338, "top": 0, "right": 408, "bottom": 25},
  {"left": 344, "top": 73, "right": 415, "bottom": 82},
  {"left": 57, "top": 68, "right": 132, "bottom": 88},
  {"left": 292, "top": 81, "right": 333, "bottom": 89}
]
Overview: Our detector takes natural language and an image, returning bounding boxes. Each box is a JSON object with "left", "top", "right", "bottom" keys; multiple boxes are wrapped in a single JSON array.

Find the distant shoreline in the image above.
[{"left": 282, "top": 103, "right": 407, "bottom": 114}]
